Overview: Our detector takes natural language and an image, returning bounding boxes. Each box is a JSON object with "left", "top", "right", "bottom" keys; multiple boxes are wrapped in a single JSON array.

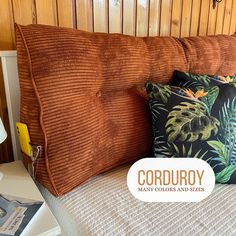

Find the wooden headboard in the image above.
[{"left": 0, "top": 51, "right": 20, "bottom": 160}]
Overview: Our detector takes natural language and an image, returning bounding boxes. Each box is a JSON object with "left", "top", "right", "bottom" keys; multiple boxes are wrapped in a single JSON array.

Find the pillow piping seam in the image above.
[{"left": 15, "top": 23, "right": 59, "bottom": 196}]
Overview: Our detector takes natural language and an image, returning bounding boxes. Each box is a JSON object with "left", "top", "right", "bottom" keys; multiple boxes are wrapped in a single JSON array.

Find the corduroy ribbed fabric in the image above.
[{"left": 15, "top": 23, "right": 236, "bottom": 196}]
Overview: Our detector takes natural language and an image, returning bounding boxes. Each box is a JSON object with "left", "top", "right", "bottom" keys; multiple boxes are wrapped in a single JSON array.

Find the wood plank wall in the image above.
[{"left": 0, "top": 0, "right": 236, "bottom": 162}]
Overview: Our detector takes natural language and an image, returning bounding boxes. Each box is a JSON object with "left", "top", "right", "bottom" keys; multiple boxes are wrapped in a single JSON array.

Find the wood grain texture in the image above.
[
  {"left": 93, "top": 0, "right": 108, "bottom": 32},
  {"left": 160, "top": 0, "right": 172, "bottom": 36},
  {"left": 0, "top": 0, "right": 14, "bottom": 49},
  {"left": 35, "top": 0, "right": 58, "bottom": 25},
  {"left": 109, "top": 0, "right": 122, "bottom": 33},
  {"left": 199, "top": 0, "right": 210, "bottom": 36},
  {"left": 12, "top": 0, "right": 36, "bottom": 25},
  {"left": 76, "top": 0, "right": 93, "bottom": 31},
  {"left": 223, "top": 0, "right": 233, "bottom": 34},
  {"left": 0, "top": 1, "right": 234, "bottom": 46},
  {"left": 0, "top": 0, "right": 236, "bottom": 163},
  {"left": 3, "top": 1, "right": 234, "bottom": 43},
  {"left": 208, "top": 1, "right": 217, "bottom": 35},
  {"left": 190, "top": 0, "right": 201, "bottom": 36},
  {"left": 57, "top": 0, "right": 74, "bottom": 28},
  {"left": 215, "top": 0, "right": 226, "bottom": 34},
  {"left": 136, "top": 0, "right": 149, "bottom": 36},
  {"left": 171, "top": 0, "right": 182, "bottom": 37},
  {"left": 149, "top": 0, "right": 160, "bottom": 36},
  {"left": 230, "top": 0, "right": 236, "bottom": 34},
  {"left": 181, "top": 0, "right": 192, "bottom": 37},
  {"left": 123, "top": 0, "right": 136, "bottom": 35}
]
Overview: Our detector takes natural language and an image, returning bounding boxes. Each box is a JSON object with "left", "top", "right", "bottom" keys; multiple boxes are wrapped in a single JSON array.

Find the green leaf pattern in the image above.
[
  {"left": 166, "top": 102, "right": 219, "bottom": 142},
  {"left": 200, "top": 86, "right": 219, "bottom": 112},
  {"left": 147, "top": 74, "right": 236, "bottom": 184},
  {"left": 215, "top": 165, "right": 236, "bottom": 183}
]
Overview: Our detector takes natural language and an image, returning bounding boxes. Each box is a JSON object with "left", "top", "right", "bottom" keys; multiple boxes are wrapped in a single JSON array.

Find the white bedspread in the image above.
[{"left": 38, "top": 164, "right": 236, "bottom": 236}]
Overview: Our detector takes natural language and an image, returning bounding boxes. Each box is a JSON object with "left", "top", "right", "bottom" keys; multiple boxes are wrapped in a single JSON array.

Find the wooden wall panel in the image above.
[
  {"left": 93, "top": 0, "right": 108, "bottom": 32},
  {"left": 215, "top": 0, "right": 226, "bottom": 34},
  {"left": 160, "top": 0, "right": 172, "bottom": 36},
  {"left": 0, "top": 0, "right": 236, "bottom": 162},
  {"left": 230, "top": 0, "right": 236, "bottom": 34},
  {"left": 181, "top": 0, "right": 192, "bottom": 37},
  {"left": 223, "top": 0, "right": 233, "bottom": 34},
  {"left": 1, "top": 0, "right": 235, "bottom": 54},
  {"left": 199, "top": 0, "right": 210, "bottom": 36},
  {"left": 57, "top": 0, "right": 74, "bottom": 28},
  {"left": 190, "top": 0, "right": 201, "bottom": 36},
  {"left": 12, "top": 0, "right": 36, "bottom": 25},
  {"left": 0, "top": 0, "right": 14, "bottom": 49},
  {"left": 208, "top": 1, "right": 217, "bottom": 35},
  {"left": 35, "top": 0, "right": 58, "bottom": 25},
  {"left": 136, "top": 0, "right": 149, "bottom": 36},
  {"left": 149, "top": 0, "right": 160, "bottom": 36},
  {"left": 123, "top": 0, "right": 136, "bottom": 35},
  {"left": 171, "top": 0, "right": 182, "bottom": 37},
  {"left": 7, "top": 1, "right": 235, "bottom": 40},
  {"left": 109, "top": 0, "right": 122, "bottom": 33},
  {"left": 76, "top": 0, "right": 93, "bottom": 31}
]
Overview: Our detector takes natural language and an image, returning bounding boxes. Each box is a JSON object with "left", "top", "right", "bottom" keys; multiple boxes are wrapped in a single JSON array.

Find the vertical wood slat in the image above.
[
  {"left": 171, "top": 0, "right": 182, "bottom": 37},
  {"left": 109, "top": 0, "right": 122, "bottom": 33},
  {"left": 230, "top": 0, "right": 236, "bottom": 34},
  {"left": 93, "top": 0, "right": 108, "bottom": 32},
  {"left": 57, "top": 0, "right": 74, "bottom": 28},
  {"left": 35, "top": 0, "right": 58, "bottom": 26},
  {"left": 136, "top": 0, "right": 149, "bottom": 36},
  {"left": 160, "top": 0, "right": 172, "bottom": 36},
  {"left": 7, "top": 0, "right": 236, "bottom": 38},
  {"left": 149, "top": 0, "right": 160, "bottom": 36},
  {"left": 190, "top": 0, "right": 201, "bottom": 36},
  {"left": 123, "top": 0, "right": 136, "bottom": 35},
  {"left": 12, "top": 0, "right": 36, "bottom": 25},
  {"left": 199, "top": 0, "right": 210, "bottom": 36},
  {"left": 207, "top": 1, "right": 217, "bottom": 35},
  {"left": 76, "top": 0, "right": 93, "bottom": 31},
  {"left": 215, "top": 0, "right": 226, "bottom": 34},
  {"left": 181, "top": 0, "right": 192, "bottom": 37},
  {"left": 0, "top": 0, "right": 14, "bottom": 49},
  {"left": 223, "top": 0, "right": 233, "bottom": 34}
]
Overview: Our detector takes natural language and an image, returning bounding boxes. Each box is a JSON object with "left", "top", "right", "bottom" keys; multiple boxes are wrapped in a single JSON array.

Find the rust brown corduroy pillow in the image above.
[{"left": 15, "top": 24, "right": 236, "bottom": 196}]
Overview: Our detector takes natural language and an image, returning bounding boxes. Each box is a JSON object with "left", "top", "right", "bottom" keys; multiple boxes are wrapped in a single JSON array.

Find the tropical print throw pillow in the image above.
[
  {"left": 172, "top": 70, "right": 236, "bottom": 89},
  {"left": 146, "top": 79, "right": 236, "bottom": 184}
]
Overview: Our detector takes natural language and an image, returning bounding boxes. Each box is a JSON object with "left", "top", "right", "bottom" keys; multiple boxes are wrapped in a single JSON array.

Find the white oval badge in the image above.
[{"left": 127, "top": 158, "right": 215, "bottom": 202}]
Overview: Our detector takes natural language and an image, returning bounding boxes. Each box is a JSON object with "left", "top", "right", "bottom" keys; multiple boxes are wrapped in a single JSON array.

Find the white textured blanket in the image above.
[{"left": 38, "top": 164, "right": 236, "bottom": 236}]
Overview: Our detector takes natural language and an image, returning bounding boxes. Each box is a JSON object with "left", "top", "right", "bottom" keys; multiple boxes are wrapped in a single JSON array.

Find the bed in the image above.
[
  {"left": 1, "top": 46, "right": 236, "bottom": 236},
  {"left": 37, "top": 163, "right": 236, "bottom": 236}
]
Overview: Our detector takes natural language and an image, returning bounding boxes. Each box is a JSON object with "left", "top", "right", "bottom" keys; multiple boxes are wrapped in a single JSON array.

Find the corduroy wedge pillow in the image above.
[{"left": 15, "top": 23, "right": 236, "bottom": 196}]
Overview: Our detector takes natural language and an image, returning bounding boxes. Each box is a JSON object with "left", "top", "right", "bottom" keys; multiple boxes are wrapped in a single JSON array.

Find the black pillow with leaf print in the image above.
[
  {"left": 146, "top": 81, "right": 236, "bottom": 184},
  {"left": 171, "top": 71, "right": 236, "bottom": 183},
  {"left": 172, "top": 70, "right": 236, "bottom": 89}
]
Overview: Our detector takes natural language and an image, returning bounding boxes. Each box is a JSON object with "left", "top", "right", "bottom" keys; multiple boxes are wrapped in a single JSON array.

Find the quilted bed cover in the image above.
[{"left": 38, "top": 164, "right": 236, "bottom": 236}]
